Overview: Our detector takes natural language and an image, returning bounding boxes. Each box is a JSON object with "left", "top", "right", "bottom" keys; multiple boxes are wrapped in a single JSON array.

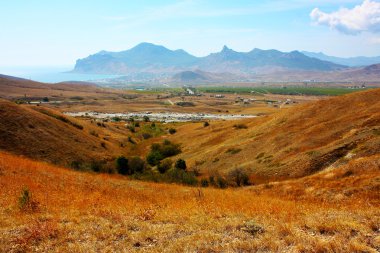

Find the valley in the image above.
[{"left": 0, "top": 71, "right": 379, "bottom": 252}]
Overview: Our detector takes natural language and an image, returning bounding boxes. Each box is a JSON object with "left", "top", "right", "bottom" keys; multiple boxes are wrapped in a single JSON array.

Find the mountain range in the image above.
[
  {"left": 73, "top": 43, "right": 345, "bottom": 75},
  {"left": 302, "top": 51, "right": 380, "bottom": 67}
]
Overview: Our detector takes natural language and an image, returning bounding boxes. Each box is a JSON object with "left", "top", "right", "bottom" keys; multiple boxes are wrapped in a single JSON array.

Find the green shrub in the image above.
[
  {"left": 228, "top": 168, "right": 250, "bottom": 187},
  {"left": 226, "top": 148, "right": 242, "bottom": 154},
  {"left": 201, "top": 179, "right": 209, "bottom": 187},
  {"left": 165, "top": 169, "right": 198, "bottom": 186},
  {"left": 128, "top": 136, "right": 136, "bottom": 144},
  {"left": 143, "top": 116, "right": 150, "bottom": 122},
  {"left": 146, "top": 140, "right": 181, "bottom": 165},
  {"left": 18, "top": 187, "right": 38, "bottom": 212},
  {"left": 129, "top": 157, "right": 146, "bottom": 173},
  {"left": 169, "top": 128, "right": 177, "bottom": 134},
  {"left": 147, "top": 150, "right": 164, "bottom": 166},
  {"left": 175, "top": 159, "right": 187, "bottom": 170},
  {"left": 142, "top": 133, "right": 152, "bottom": 139},
  {"left": 157, "top": 159, "right": 173, "bottom": 174},
  {"left": 216, "top": 176, "right": 228, "bottom": 189},
  {"left": 116, "top": 156, "right": 129, "bottom": 175},
  {"left": 127, "top": 125, "right": 136, "bottom": 133},
  {"left": 112, "top": 117, "right": 121, "bottom": 122},
  {"left": 70, "top": 160, "right": 82, "bottom": 170},
  {"left": 233, "top": 124, "right": 248, "bottom": 129},
  {"left": 209, "top": 176, "right": 215, "bottom": 186},
  {"left": 90, "top": 161, "right": 102, "bottom": 172}
]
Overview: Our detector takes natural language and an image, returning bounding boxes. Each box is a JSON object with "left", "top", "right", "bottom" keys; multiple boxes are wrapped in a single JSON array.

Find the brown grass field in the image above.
[{"left": 0, "top": 151, "right": 379, "bottom": 252}]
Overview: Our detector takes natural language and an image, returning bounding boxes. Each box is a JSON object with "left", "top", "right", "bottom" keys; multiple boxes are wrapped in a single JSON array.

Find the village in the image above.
[{"left": 64, "top": 111, "right": 257, "bottom": 123}]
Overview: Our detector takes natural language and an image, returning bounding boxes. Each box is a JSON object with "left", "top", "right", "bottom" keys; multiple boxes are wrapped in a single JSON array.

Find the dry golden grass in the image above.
[
  {"left": 168, "top": 88, "right": 380, "bottom": 181},
  {"left": 0, "top": 151, "right": 379, "bottom": 252}
]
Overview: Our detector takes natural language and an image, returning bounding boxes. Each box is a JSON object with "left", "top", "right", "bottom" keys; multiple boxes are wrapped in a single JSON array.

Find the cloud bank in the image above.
[{"left": 310, "top": 0, "right": 380, "bottom": 34}]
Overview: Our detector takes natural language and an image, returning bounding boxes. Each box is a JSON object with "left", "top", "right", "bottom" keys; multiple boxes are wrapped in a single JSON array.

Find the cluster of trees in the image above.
[
  {"left": 71, "top": 139, "right": 251, "bottom": 188},
  {"left": 146, "top": 140, "right": 181, "bottom": 166},
  {"left": 114, "top": 140, "right": 196, "bottom": 186}
]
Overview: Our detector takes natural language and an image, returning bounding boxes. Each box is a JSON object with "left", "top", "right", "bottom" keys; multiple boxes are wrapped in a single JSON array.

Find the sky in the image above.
[{"left": 1, "top": 0, "right": 380, "bottom": 67}]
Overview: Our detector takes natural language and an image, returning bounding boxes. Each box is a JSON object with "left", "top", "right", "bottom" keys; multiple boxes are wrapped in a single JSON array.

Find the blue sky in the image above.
[{"left": 1, "top": 0, "right": 380, "bottom": 67}]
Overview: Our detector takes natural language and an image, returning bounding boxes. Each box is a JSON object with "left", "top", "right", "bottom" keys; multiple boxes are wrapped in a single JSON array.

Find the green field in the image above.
[{"left": 197, "top": 86, "right": 369, "bottom": 96}]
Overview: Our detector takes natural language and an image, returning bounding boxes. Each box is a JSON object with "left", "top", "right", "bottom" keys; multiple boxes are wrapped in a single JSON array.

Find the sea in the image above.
[{"left": 0, "top": 66, "right": 121, "bottom": 84}]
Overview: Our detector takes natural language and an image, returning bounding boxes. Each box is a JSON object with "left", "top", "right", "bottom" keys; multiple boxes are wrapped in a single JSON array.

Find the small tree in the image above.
[
  {"left": 201, "top": 179, "right": 209, "bottom": 187},
  {"left": 157, "top": 159, "right": 173, "bottom": 174},
  {"left": 175, "top": 159, "right": 187, "bottom": 170},
  {"left": 228, "top": 168, "right": 250, "bottom": 187},
  {"left": 116, "top": 156, "right": 129, "bottom": 175},
  {"left": 147, "top": 150, "right": 163, "bottom": 166},
  {"left": 169, "top": 128, "right": 177, "bottom": 134},
  {"left": 143, "top": 116, "right": 150, "bottom": 122},
  {"left": 129, "top": 157, "right": 145, "bottom": 173},
  {"left": 203, "top": 121, "right": 210, "bottom": 127}
]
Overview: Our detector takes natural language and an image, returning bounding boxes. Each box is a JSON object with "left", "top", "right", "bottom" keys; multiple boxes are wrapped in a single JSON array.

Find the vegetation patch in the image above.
[
  {"left": 226, "top": 148, "right": 242, "bottom": 155},
  {"left": 198, "top": 86, "right": 368, "bottom": 96},
  {"left": 36, "top": 108, "right": 83, "bottom": 130},
  {"left": 233, "top": 124, "right": 248, "bottom": 129},
  {"left": 176, "top": 101, "right": 195, "bottom": 107},
  {"left": 146, "top": 140, "right": 181, "bottom": 166}
]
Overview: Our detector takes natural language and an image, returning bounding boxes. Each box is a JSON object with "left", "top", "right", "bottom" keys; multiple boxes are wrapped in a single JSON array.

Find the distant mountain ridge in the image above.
[
  {"left": 302, "top": 51, "right": 380, "bottom": 67},
  {"left": 73, "top": 43, "right": 346, "bottom": 75}
]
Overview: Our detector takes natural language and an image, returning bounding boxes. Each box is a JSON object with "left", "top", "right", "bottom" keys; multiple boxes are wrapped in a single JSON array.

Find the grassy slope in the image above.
[
  {"left": 0, "top": 151, "right": 378, "bottom": 252},
  {"left": 0, "top": 99, "right": 127, "bottom": 167},
  {"left": 169, "top": 88, "right": 380, "bottom": 181}
]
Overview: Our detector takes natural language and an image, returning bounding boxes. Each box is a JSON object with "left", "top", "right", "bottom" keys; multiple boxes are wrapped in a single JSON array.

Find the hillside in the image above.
[
  {"left": 168, "top": 88, "right": 380, "bottom": 182},
  {"left": 0, "top": 74, "right": 111, "bottom": 100},
  {"left": 73, "top": 43, "right": 345, "bottom": 75},
  {"left": 0, "top": 151, "right": 378, "bottom": 252},
  {"left": 0, "top": 99, "right": 129, "bottom": 167}
]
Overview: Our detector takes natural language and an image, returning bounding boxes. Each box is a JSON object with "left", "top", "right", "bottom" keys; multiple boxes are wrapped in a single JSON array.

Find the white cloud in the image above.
[{"left": 310, "top": 0, "right": 380, "bottom": 34}]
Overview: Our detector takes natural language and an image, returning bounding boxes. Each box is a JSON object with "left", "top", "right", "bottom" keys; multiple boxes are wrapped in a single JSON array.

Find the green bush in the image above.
[
  {"left": 175, "top": 159, "right": 187, "bottom": 170},
  {"left": 112, "top": 117, "right": 121, "bottom": 122},
  {"left": 128, "top": 136, "right": 136, "bottom": 144},
  {"left": 142, "top": 133, "right": 152, "bottom": 139},
  {"left": 200, "top": 179, "right": 209, "bottom": 187},
  {"left": 147, "top": 150, "right": 164, "bottom": 166},
  {"left": 143, "top": 116, "right": 150, "bottom": 122},
  {"left": 146, "top": 140, "right": 181, "bottom": 165},
  {"left": 90, "top": 161, "right": 102, "bottom": 172},
  {"left": 216, "top": 176, "right": 228, "bottom": 189},
  {"left": 226, "top": 148, "right": 242, "bottom": 155},
  {"left": 127, "top": 125, "right": 136, "bottom": 133},
  {"left": 18, "top": 187, "right": 38, "bottom": 212},
  {"left": 70, "top": 160, "right": 82, "bottom": 170},
  {"left": 129, "top": 157, "right": 146, "bottom": 173},
  {"left": 228, "top": 168, "right": 250, "bottom": 187},
  {"left": 165, "top": 169, "right": 198, "bottom": 186},
  {"left": 233, "top": 124, "right": 248, "bottom": 129},
  {"left": 169, "top": 128, "right": 177, "bottom": 134},
  {"left": 157, "top": 159, "right": 173, "bottom": 174},
  {"left": 116, "top": 156, "right": 129, "bottom": 175}
]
